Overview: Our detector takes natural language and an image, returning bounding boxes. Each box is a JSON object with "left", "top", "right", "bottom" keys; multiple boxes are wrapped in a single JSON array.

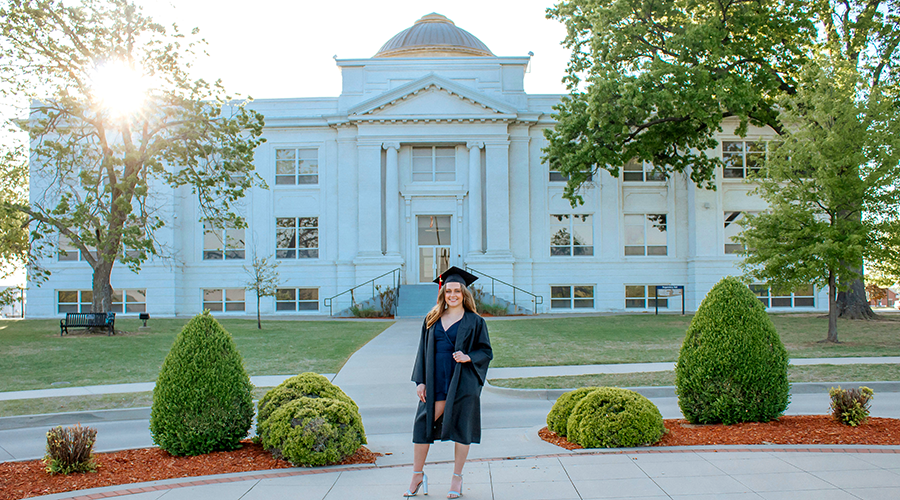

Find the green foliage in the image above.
[
  {"left": 543, "top": 0, "right": 900, "bottom": 212},
  {"left": 829, "top": 386, "right": 874, "bottom": 426},
  {"left": 738, "top": 56, "right": 900, "bottom": 340},
  {"left": 0, "top": 145, "right": 29, "bottom": 279},
  {"left": 478, "top": 303, "right": 509, "bottom": 316},
  {"left": 257, "top": 397, "right": 366, "bottom": 467},
  {"left": 546, "top": 387, "right": 599, "bottom": 436},
  {"left": 676, "top": 277, "right": 790, "bottom": 424},
  {"left": 350, "top": 305, "right": 382, "bottom": 318},
  {"left": 44, "top": 424, "right": 98, "bottom": 474},
  {"left": 543, "top": 0, "right": 815, "bottom": 204},
  {"left": 0, "top": 0, "right": 266, "bottom": 311},
  {"left": 256, "top": 372, "right": 357, "bottom": 427},
  {"left": 150, "top": 312, "right": 254, "bottom": 456},
  {"left": 566, "top": 387, "right": 665, "bottom": 448}
]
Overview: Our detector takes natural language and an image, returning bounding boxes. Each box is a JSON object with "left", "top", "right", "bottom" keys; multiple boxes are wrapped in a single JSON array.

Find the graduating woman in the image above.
[{"left": 404, "top": 267, "right": 492, "bottom": 499}]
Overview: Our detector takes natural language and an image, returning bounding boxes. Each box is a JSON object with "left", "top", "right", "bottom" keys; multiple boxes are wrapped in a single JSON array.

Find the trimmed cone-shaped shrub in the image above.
[
  {"left": 566, "top": 387, "right": 665, "bottom": 448},
  {"left": 257, "top": 372, "right": 357, "bottom": 427},
  {"left": 546, "top": 387, "right": 600, "bottom": 436},
  {"left": 258, "top": 396, "right": 366, "bottom": 466},
  {"left": 150, "top": 311, "right": 254, "bottom": 456},
  {"left": 675, "top": 277, "right": 790, "bottom": 425}
]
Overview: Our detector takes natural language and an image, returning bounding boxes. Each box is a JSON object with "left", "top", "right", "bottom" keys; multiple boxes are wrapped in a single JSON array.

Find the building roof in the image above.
[{"left": 375, "top": 13, "right": 494, "bottom": 58}]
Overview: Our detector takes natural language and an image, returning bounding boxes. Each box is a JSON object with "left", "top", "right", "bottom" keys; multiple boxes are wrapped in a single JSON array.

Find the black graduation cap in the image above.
[{"left": 434, "top": 266, "right": 478, "bottom": 288}]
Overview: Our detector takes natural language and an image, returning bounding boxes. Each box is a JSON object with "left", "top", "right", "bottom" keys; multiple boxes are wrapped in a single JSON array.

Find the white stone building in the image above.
[{"left": 27, "top": 13, "right": 827, "bottom": 318}]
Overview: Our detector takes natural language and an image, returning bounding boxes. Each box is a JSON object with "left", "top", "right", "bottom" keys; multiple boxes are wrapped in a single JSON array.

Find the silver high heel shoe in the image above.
[
  {"left": 447, "top": 473, "right": 463, "bottom": 498},
  {"left": 403, "top": 471, "right": 428, "bottom": 497}
]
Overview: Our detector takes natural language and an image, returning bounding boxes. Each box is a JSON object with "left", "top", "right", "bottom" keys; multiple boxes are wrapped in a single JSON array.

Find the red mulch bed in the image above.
[
  {"left": 6, "top": 416, "right": 900, "bottom": 500},
  {"left": 539, "top": 415, "right": 900, "bottom": 450},
  {"left": 0, "top": 441, "right": 380, "bottom": 500}
]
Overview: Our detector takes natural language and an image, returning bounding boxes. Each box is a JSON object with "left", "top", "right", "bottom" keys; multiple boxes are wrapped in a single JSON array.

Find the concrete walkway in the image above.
[{"left": 5, "top": 319, "right": 900, "bottom": 500}]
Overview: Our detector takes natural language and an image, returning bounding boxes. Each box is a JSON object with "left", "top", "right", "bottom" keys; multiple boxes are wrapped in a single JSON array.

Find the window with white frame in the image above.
[
  {"left": 58, "top": 234, "right": 97, "bottom": 261},
  {"left": 275, "top": 288, "right": 319, "bottom": 311},
  {"left": 750, "top": 284, "right": 815, "bottom": 308},
  {"left": 724, "top": 211, "right": 755, "bottom": 254},
  {"left": 111, "top": 289, "right": 147, "bottom": 313},
  {"left": 203, "top": 222, "right": 246, "bottom": 260},
  {"left": 624, "top": 214, "right": 667, "bottom": 256},
  {"left": 275, "top": 148, "right": 318, "bottom": 185},
  {"left": 722, "top": 141, "right": 767, "bottom": 178},
  {"left": 58, "top": 290, "right": 90, "bottom": 313},
  {"left": 549, "top": 214, "right": 593, "bottom": 256},
  {"left": 623, "top": 159, "right": 666, "bottom": 182},
  {"left": 549, "top": 168, "right": 592, "bottom": 182},
  {"left": 412, "top": 146, "right": 455, "bottom": 182},
  {"left": 551, "top": 285, "right": 594, "bottom": 309},
  {"left": 202, "top": 288, "right": 245, "bottom": 312},
  {"left": 625, "top": 285, "right": 668, "bottom": 309},
  {"left": 276, "top": 217, "right": 318, "bottom": 259},
  {"left": 58, "top": 289, "right": 146, "bottom": 314}
]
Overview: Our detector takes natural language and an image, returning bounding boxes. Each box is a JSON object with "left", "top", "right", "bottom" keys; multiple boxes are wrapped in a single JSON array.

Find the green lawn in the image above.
[
  {"left": 0, "top": 387, "right": 275, "bottom": 418},
  {"left": 0, "top": 318, "right": 391, "bottom": 392},
  {"left": 488, "top": 363, "right": 900, "bottom": 390},
  {"left": 486, "top": 312, "right": 900, "bottom": 367}
]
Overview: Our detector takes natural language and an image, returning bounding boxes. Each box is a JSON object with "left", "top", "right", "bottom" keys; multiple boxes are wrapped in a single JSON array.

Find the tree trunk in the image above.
[
  {"left": 826, "top": 270, "right": 839, "bottom": 343},
  {"left": 257, "top": 293, "right": 262, "bottom": 329},
  {"left": 837, "top": 273, "right": 878, "bottom": 320},
  {"left": 91, "top": 260, "right": 114, "bottom": 314}
]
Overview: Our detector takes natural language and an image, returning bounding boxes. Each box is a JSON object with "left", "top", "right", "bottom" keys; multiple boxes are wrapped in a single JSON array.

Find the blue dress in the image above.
[{"left": 433, "top": 318, "right": 460, "bottom": 402}]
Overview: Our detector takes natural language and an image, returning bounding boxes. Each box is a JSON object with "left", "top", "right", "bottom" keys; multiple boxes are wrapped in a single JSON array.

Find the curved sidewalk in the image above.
[{"left": 6, "top": 319, "right": 900, "bottom": 499}]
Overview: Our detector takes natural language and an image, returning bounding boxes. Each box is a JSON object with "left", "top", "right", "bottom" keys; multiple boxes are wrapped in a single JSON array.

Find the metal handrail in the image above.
[
  {"left": 323, "top": 268, "right": 402, "bottom": 316},
  {"left": 465, "top": 266, "right": 543, "bottom": 314}
]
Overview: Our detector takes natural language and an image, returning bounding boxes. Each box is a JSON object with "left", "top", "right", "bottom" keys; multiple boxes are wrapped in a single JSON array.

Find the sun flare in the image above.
[{"left": 90, "top": 61, "right": 150, "bottom": 115}]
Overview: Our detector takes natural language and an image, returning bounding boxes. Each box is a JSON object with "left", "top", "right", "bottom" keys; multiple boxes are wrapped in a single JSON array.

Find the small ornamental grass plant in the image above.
[
  {"left": 565, "top": 387, "right": 665, "bottom": 448},
  {"left": 546, "top": 386, "right": 600, "bottom": 436},
  {"left": 44, "top": 424, "right": 98, "bottom": 475},
  {"left": 829, "top": 386, "right": 874, "bottom": 426},
  {"left": 150, "top": 311, "right": 254, "bottom": 456},
  {"left": 675, "top": 277, "right": 790, "bottom": 424}
]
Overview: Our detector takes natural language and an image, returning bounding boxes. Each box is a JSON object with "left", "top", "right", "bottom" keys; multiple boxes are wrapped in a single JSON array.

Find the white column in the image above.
[
  {"left": 383, "top": 142, "right": 401, "bottom": 256},
  {"left": 336, "top": 127, "right": 358, "bottom": 262},
  {"left": 357, "top": 143, "right": 382, "bottom": 258},
  {"left": 484, "top": 141, "right": 511, "bottom": 256},
  {"left": 467, "top": 141, "right": 483, "bottom": 255}
]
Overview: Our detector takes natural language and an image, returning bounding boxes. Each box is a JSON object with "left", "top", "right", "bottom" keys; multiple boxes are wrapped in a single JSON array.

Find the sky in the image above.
[{"left": 139, "top": 0, "right": 572, "bottom": 99}]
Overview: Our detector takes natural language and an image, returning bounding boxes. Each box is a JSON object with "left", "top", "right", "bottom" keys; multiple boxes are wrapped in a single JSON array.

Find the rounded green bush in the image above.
[
  {"left": 566, "top": 387, "right": 665, "bottom": 448},
  {"left": 150, "top": 312, "right": 254, "bottom": 456},
  {"left": 257, "top": 372, "right": 357, "bottom": 427},
  {"left": 546, "top": 387, "right": 600, "bottom": 436},
  {"left": 675, "top": 276, "right": 790, "bottom": 425},
  {"left": 258, "top": 397, "right": 367, "bottom": 467}
]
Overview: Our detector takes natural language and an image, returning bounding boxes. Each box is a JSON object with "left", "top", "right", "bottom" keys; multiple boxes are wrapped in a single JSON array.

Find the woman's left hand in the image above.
[{"left": 452, "top": 351, "right": 471, "bottom": 363}]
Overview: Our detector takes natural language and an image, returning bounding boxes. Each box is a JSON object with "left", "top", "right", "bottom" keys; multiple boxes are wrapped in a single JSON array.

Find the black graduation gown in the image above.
[{"left": 411, "top": 310, "right": 492, "bottom": 445}]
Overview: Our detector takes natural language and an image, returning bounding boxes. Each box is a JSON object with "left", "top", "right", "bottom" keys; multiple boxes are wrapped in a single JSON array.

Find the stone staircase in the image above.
[{"left": 395, "top": 284, "right": 438, "bottom": 319}]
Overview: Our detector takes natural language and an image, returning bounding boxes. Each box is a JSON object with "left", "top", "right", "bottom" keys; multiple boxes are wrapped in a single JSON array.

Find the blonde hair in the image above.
[{"left": 425, "top": 283, "right": 478, "bottom": 328}]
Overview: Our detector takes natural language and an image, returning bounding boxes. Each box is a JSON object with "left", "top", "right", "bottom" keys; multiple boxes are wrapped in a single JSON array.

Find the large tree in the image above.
[
  {"left": 0, "top": 0, "right": 265, "bottom": 313},
  {"left": 544, "top": 0, "right": 900, "bottom": 321},
  {"left": 737, "top": 58, "right": 900, "bottom": 342}
]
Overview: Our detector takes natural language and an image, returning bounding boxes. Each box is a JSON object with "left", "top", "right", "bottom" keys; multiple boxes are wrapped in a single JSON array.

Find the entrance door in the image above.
[{"left": 417, "top": 215, "right": 451, "bottom": 283}]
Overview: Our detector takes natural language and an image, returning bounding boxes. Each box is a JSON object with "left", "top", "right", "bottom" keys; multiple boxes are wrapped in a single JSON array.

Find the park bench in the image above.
[{"left": 60, "top": 312, "right": 116, "bottom": 336}]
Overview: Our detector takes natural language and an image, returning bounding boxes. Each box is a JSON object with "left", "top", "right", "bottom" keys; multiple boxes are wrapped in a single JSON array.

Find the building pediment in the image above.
[{"left": 348, "top": 75, "right": 518, "bottom": 123}]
